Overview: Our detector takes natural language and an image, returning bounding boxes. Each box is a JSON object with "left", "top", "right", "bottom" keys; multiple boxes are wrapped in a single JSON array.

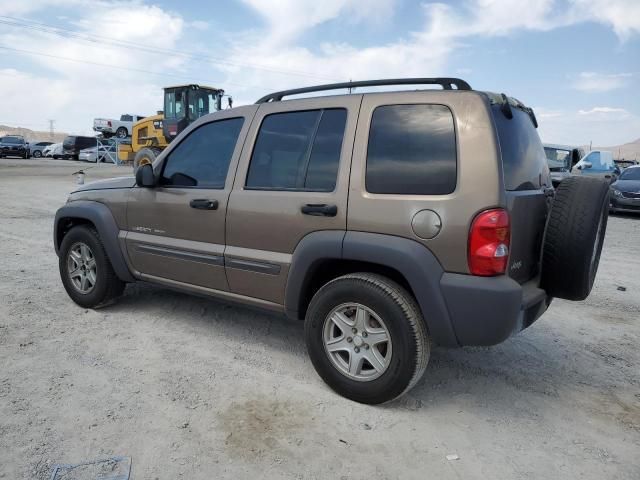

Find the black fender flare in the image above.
[
  {"left": 53, "top": 201, "right": 135, "bottom": 282},
  {"left": 284, "top": 230, "right": 459, "bottom": 347}
]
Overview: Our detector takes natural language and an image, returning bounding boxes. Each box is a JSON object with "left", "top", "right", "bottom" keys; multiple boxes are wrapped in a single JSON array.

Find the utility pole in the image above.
[{"left": 48, "top": 119, "right": 55, "bottom": 141}]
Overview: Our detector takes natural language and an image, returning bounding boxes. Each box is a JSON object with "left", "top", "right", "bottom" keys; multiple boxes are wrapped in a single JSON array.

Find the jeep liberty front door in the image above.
[{"left": 125, "top": 107, "right": 257, "bottom": 291}]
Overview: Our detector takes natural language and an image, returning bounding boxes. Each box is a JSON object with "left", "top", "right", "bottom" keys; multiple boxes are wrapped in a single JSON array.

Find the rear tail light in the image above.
[
  {"left": 108, "top": 120, "right": 112, "bottom": 127},
  {"left": 468, "top": 208, "right": 510, "bottom": 276}
]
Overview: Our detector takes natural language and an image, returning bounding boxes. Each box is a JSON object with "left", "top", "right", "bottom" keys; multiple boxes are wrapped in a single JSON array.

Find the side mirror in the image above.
[
  {"left": 135, "top": 163, "right": 155, "bottom": 187},
  {"left": 583, "top": 161, "right": 593, "bottom": 169}
]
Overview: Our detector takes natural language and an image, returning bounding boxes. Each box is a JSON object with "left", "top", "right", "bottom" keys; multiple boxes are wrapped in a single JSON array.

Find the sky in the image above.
[{"left": 0, "top": 0, "right": 638, "bottom": 146}]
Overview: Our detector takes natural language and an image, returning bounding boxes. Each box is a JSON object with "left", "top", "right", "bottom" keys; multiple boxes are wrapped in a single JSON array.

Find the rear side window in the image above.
[
  {"left": 366, "top": 104, "right": 457, "bottom": 195},
  {"left": 161, "top": 117, "right": 244, "bottom": 188},
  {"left": 492, "top": 105, "right": 547, "bottom": 191},
  {"left": 246, "top": 109, "right": 347, "bottom": 191}
]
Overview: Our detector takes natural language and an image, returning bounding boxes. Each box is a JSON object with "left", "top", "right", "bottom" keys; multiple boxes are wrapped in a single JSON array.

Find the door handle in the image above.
[
  {"left": 190, "top": 199, "right": 218, "bottom": 210},
  {"left": 301, "top": 204, "right": 337, "bottom": 217}
]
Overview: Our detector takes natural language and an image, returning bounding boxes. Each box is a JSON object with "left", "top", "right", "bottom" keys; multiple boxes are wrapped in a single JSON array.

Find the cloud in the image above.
[
  {"left": 1, "top": 0, "right": 639, "bottom": 138},
  {"left": 538, "top": 106, "right": 640, "bottom": 146},
  {"left": 240, "top": 0, "right": 396, "bottom": 46},
  {"left": 578, "top": 107, "right": 629, "bottom": 116},
  {"left": 568, "top": 0, "right": 640, "bottom": 40},
  {"left": 573, "top": 72, "right": 633, "bottom": 92},
  {"left": 0, "top": 1, "right": 190, "bottom": 133}
]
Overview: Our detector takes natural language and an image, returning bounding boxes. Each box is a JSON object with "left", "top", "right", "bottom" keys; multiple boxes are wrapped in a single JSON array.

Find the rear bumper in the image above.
[
  {"left": 94, "top": 126, "right": 114, "bottom": 133},
  {"left": 440, "top": 273, "right": 550, "bottom": 346}
]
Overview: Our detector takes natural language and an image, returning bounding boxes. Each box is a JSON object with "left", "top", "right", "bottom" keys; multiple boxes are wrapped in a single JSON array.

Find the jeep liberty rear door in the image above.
[{"left": 224, "top": 95, "right": 362, "bottom": 305}]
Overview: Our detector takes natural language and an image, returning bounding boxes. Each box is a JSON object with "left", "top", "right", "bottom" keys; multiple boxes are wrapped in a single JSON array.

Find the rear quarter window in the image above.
[
  {"left": 366, "top": 104, "right": 457, "bottom": 195},
  {"left": 492, "top": 105, "right": 548, "bottom": 191}
]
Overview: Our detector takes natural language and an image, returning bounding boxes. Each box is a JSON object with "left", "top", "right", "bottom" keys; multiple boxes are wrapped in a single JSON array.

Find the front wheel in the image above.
[
  {"left": 305, "top": 273, "right": 429, "bottom": 404},
  {"left": 59, "top": 226, "right": 125, "bottom": 308},
  {"left": 133, "top": 147, "right": 159, "bottom": 173},
  {"left": 33, "top": 150, "right": 42, "bottom": 158}
]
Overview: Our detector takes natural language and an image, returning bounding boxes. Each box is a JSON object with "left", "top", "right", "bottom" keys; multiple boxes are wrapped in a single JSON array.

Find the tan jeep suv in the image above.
[{"left": 54, "top": 78, "right": 610, "bottom": 404}]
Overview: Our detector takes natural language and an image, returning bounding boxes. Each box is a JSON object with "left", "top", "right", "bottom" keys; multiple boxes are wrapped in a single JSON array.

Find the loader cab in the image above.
[{"left": 162, "top": 84, "right": 225, "bottom": 141}]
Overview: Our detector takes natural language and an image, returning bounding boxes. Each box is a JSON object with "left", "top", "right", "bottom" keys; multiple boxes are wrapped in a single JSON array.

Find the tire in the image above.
[
  {"left": 59, "top": 225, "right": 125, "bottom": 308},
  {"left": 33, "top": 150, "right": 42, "bottom": 158},
  {"left": 133, "top": 147, "right": 159, "bottom": 173},
  {"left": 541, "top": 176, "right": 609, "bottom": 301},
  {"left": 304, "top": 273, "right": 429, "bottom": 404},
  {"left": 115, "top": 127, "right": 128, "bottom": 138}
]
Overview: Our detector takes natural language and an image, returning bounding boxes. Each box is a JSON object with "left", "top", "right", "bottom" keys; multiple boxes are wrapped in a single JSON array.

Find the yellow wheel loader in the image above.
[{"left": 131, "top": 84, "right": 229, "bottom": 171}]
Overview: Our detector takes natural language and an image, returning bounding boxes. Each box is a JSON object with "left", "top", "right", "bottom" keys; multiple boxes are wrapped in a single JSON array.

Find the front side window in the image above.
[
  {"left": 366, "top": 104, "right": 457, "bottom": 195},
  {"left": 584, "top": 151, "right": 601, "bottom": 169},
  {"left": 246, "top": 109, "right": 347, "bottom": 191},
  {"left": 161, "top": 118, "right": 244, "bottom": 188}
]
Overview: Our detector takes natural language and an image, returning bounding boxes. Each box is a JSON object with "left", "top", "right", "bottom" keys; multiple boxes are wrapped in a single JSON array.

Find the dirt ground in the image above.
[{"left": 0, "top": 158, "right": 638, "bottom": 480}]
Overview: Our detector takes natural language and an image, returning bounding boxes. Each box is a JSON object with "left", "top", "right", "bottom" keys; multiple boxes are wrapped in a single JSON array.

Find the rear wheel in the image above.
[
  {"left": 305, "top": 273, "right": 429, "bottom": 404},
  {"left": 33, "top": 150, "right": 42, "bottom": 158},
  {"left": 115, "top": 127, "right": 128, "bottom": 138},
  {"left": 541, "top": 176, "right": 609, "bottom": 300},
  {"left": 59, "top": 226, "right": 125, "bottom": 308}
]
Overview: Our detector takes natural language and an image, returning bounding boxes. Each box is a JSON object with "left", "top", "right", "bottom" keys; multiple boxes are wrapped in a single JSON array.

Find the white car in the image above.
[
  {"left": 43, "top": 143, "right": 63, "bottom": 159},
  {"left": 93, "top": 114, "right": 145, "bottom": 138},
  {"left": 78, "top": 144, "right": 117, "bottom": 163}
]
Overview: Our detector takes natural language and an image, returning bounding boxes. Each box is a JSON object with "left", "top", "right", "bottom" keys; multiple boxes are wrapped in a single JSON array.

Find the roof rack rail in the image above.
[{"left": 255, "top": 77, "right": 472, "bottom": 103}]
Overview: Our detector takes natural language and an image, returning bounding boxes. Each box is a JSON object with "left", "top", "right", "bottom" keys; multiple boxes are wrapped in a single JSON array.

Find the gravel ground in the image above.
[{"left": 0, "top": 158, "right": 639, "bottom": 480}]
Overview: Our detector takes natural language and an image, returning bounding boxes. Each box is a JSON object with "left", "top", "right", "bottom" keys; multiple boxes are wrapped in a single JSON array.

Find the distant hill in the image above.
[
  {"left": 0, "top": 125, "right": 68, "bottom": 143},
  {"left": 590, "top": 138, "right": 640, "bottom": 161}
]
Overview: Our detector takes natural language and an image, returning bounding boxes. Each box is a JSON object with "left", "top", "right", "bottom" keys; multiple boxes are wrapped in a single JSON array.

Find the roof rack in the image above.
[{"left": 255, "top": 77, "right": 472, "bottom": 103}]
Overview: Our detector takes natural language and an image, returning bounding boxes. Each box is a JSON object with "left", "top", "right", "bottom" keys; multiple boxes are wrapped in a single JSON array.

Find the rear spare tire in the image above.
[{"left": 541, "top": 176, "right": 609, "bottom": 301}]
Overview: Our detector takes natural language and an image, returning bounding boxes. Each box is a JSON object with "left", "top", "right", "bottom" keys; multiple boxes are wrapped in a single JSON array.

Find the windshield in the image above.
[
  {"left": 2, "top": 136, "right": 23, "bottom": 144},
  {"left": 544, "top": 147, "right": 571, "bottom": 171},
  {"left": 619, "top": 168, "right": 640, "bottom": 180}
]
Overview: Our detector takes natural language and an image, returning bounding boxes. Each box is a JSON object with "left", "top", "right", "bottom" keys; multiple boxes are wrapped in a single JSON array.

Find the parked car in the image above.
[
  {"left": 29, "top": 141, "right": 54, "bottom": 158},
  {"left": 614, "top": 159, "right": 639, "bottom": 170},
  {"left": 93, "top": 114, "right": 145, "bottom": 138},
  {"left": 543, "top": 143, "right": 585, "bottom": 186},
  {"left": 62, "top": 136, "right": 97, "bottom": 160},
  {"left": 572, "top": 150, "right": 618, "bottom": 182},
  {"left": 43, "top": 142, "right": 63, "bottom": 158},
  {"left": 0, "top": 135, "right": 29, "bottom": 158},
  {"left": 53, "top": 78, "right": 610, "bottom": 404},
  {"left": 78, "top": 144, "right": 117, "bottom": 163},
  {"left": 610, "top": 165, "right": 640, "bottom": 214}
]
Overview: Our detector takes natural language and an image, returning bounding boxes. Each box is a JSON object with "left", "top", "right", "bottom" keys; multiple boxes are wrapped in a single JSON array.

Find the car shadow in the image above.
[
  {"left": 610, "top": 211, "right": 640, "bottom": 220},
  {"left": 105, "top": 283, "right": 619, "bottom": 415}
]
